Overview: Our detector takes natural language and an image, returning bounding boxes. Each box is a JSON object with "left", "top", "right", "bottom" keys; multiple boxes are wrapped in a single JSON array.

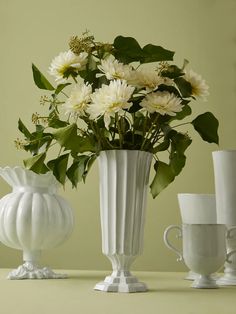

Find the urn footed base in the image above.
[
  {"left": 191, "top": 275, "right": 218, "bottom": 289},
  {"left": 94, "top": 271, "right": 148, "bottom": 293},
  {"left": 7, "top": 262, "right": 68, "bottom": 280},
  {"left": 185, "top": 271, "right": 219, "bottom": 281}
]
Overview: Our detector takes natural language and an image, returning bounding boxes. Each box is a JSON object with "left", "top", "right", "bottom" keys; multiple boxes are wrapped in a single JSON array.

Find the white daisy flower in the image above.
[
  {"left": 48, "top": 50, "right": 88, "bottom": 84},
  {"left": 87, "top": 79, "right": 135, "bottom": 128},
  {"left": 63, "top": 83, "right": 92, "bottom": 117},
  {"left": 97, "top": 55, "right": 133, "bottom": 81},
  {"left": 129, "top": 68, "right": 166, "bottom": 90},
  {"left": 184, "top": 69, "right": 209, "bottom": 100},
  {"left": 140, "top": 91, "right": 183, "bottom": 116}
]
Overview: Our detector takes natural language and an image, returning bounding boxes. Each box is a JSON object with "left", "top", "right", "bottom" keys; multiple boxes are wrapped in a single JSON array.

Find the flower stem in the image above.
[
  {"left": 171, "top": 121, "right": 191, "bottom": 128},
  {"left": 141, "top": 114, "right": 159, "bottom": 150},
  {"left": 116, "top": 114, "right": 123, "bottom": 149}
]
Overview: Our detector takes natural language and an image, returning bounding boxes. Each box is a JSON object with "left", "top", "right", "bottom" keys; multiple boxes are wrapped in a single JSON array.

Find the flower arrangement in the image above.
[{"left": 16, "top": 31, "right": 219, "bottom": 197}]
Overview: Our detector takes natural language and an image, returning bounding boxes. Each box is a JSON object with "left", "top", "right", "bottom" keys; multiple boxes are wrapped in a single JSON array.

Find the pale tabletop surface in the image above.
[{"left": 0, "top": 269, "right": 235, "bottom": 314}]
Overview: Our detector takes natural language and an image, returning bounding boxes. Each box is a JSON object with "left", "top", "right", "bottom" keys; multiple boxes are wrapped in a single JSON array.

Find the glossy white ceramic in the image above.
[
  {"left": 177, "top": 194, "right": 216, "bottom": 224},
  {"left": 94, "top": 150, "right": 152, "bottom": 293},
  {"left": 0, "top": 166, "right": 74, "bottom": 279},
  {"left": 213, "top": 150, "right": 236, "bottom": 285},
  {"left": 164, "top": 224, "right": 236, "bottom": 288}
]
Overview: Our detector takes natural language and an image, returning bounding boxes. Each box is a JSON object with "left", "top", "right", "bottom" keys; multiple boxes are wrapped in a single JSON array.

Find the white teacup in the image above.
[
  {"left": 163, "top": 224, "right": 236, "bottom": 288},
  {"left": 177, "top": 194, "right": 216, "bottom": 280}
]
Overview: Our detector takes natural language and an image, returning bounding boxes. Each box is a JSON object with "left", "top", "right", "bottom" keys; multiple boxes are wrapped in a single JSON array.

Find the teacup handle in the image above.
[
  {"left": 226, "top": 249, "right": 236, "bottom": 264},
  {"left": 163, "top": 225, "right": 183, "bottom": 262},
  {"left": 226, "top": 226, "right": 236, "bottom": 239},
  {"left": 226, "top": 227, "right": 236, "bottom": 264}
]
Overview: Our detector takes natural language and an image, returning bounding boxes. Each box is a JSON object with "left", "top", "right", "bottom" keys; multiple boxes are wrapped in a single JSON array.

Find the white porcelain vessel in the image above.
[
  {"left": 212, "top": 150, "right": 236, "bottom": 285},
  {"left": 0, "top": 166, "right": 74, "bottom": 279},
  {"left": 164, "top": 224, "right": 236, "bottom": 288},
  {"left": 177, "top": 193, "right": 216, "bottom": 280},
  {"left": 178, "top": 194, "right": 216, "bottom": 224},
  {"left": 94, "top": 150, "right": 152, "bottom": 293}
]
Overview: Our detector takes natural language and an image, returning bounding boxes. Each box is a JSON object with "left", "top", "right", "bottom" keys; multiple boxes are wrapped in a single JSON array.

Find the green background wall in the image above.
[{"left": 0, "top": 0, "right": 235, "bottom": 272}]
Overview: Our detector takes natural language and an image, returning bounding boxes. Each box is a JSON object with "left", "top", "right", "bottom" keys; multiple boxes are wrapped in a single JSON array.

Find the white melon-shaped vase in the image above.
[
  {"left": 0, "top": 166, "right": 74, "bottom": 279},
  {"left": 94, "top": 150, "right": 152, "bottom": 293}
]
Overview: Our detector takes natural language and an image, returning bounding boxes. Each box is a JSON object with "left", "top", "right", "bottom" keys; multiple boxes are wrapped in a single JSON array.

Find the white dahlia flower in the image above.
[
  {"left": 97, "top": 55, "right": 133, "bottom": 81},
  {"left": 48, "top": 50, "right": 88, "bottom": 84},
  {"left": 63, "top": 83, "right": 92, "bottom": 117},
  {"left": 87, "top": 79, "right": 135, "bottom": 128},
  {"left": 184, "top": 69, "right": 209, "bottom": 100},
  {"left": 140, "top": 91, "right": 183, "bottom": 116},
  {"left": 129, "top": 68, "right": 167, "bottom": 90}
]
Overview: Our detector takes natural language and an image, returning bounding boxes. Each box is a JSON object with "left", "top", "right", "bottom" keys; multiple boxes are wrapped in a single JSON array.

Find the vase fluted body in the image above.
[
  {"left": 0, "top": 166, "right": 74, "bottom": 279},
  {"left": 212, "top": 150, "right": 236, "bottom": 285},
  {"left": 94, "top": 150, "right": 152, "bottom": 293}
]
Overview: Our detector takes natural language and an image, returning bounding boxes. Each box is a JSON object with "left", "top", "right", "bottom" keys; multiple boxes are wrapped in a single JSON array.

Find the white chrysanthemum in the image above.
[
  {"left": 184, "top": 69, "right": 209, "bottom": 100},
  {"left": 63, "top": 83, "right": 92, "bottom": 117},
  {"left": 48, "top": 50, "right": 88, "bottom": 84},
  {"left": 87, "top": 80, "right": 135, "bottom": 128},
  {"left": 140, "top": 91, "right": 183, "bottom": 116},
  {"left": 97, "top": 55, "right": 133, "bottom": 81},
  {"left": 129, "top": 68, "right": 167, "bottom": 90}
]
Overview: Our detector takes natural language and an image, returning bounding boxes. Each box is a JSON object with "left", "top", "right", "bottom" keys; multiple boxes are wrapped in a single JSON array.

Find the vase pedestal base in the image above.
[
  {"left": 7, "top": 262, "right": 67, "bottom": 280},
  {"left": 94, "top": 272, "right": 148, "bottom": 293}
]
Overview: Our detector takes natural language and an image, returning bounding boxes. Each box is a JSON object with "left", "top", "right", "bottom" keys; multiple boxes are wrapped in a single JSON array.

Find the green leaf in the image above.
[
  {"left": 54, "top": 83, "right": 71, "bottom": 95},
  {"left": 142, "top": 44, "right": 174, "bottom": 63},
  {"left": 170, "top": 132, "right": 192, "bottom": 154},
  {"left": 53, "top": 124, "right": 97, "bottom": 153},
  {"left": 79, "top": 69, "right": 99, "bottom": 86},
  {"left": 66, "top": 161, "right": 80, "bottom": 188},
  {"left": 35, "top": 124, "right": 44, "bottom": 133},
  {"left": 174, "top": 77, "right": 192, "bottom": 98},
  {"left": 18, "top": 119, "right": 31, "bottom": 139},
  {"left": 172, "top": 104, "right": 192, "bottom": 121},
  {"left": 66, "top": 155, "right": 90, "bottom": 187},
  {"left": 23, "top": 130, "right": 53, "bottom": 155},
  {"left": 161, "top": 65, "right": 184, "bottom": 79},
  {"left": 32, "top": 63, "right": 55, "bottom": 91},
  {"left": 23, "top": 152, "right": 49, "bottom": 174},
  {"left": 169, "top": 132, "right": 192, "bottom": 175},
  {"left": 113, "top": 36, "right": 143, "bottom": 63},
  {"left": 66, "top": 154, "right": 97, "bottom": 187},
  {"left": 192, "top": 112, "right": 219, "bottom": 144},
  {"left": 83, "top": 154, "right": 97, "bottom": 182},
  {"left": 157, "top": 84, "right": 181, "bottom": 97},
  {"left": 152, "top": 139, "right": 170, "bottom": 153},
  {"left": 113, "top": 36, "right": 174, "bottom": 64},
  {"left": 150, "top": 161, "right": 175, "bottom": 198},
  {"left": 53, "top": 123, "right": 78, "bottom": 148},
  {"left": 170, "top": 151, "right": 187, "bottom": 176},
  {"left": 127, "top": 100, "right": 142, "bottom": 113},
  {"left": 48, "top": 117, "right": 69, "bottom": 129},
  {"left": 47, "top": 153, "right": 69, "bottom": 185}
]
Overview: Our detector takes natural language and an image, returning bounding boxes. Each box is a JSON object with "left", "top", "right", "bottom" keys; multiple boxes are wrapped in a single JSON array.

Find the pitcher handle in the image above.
[{"left": 163, "top": 225, "right": 183, "bottom": 262}]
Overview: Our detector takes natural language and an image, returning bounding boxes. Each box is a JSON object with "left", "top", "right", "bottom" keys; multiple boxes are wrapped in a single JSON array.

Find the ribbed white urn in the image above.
[
  {"left": 0, "top": 166, "right": 74, "bottom": 279},
  {"left": 212, "top": 150, "right": 236, "bottom": 285},
  {"left": 94, "top": 150, "right": 152, "bottom": 293}
]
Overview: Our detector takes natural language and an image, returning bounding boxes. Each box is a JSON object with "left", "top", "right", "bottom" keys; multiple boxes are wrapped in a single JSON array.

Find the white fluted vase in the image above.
[
  {"left": 0, "top": 166, "right": 74, "bottom": 279},
  {"left": 94, "top": 150, "right": 152, "bottom": 293},
  {"left": 212, "top": 150, "right": 236, "bottom": 285}
]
